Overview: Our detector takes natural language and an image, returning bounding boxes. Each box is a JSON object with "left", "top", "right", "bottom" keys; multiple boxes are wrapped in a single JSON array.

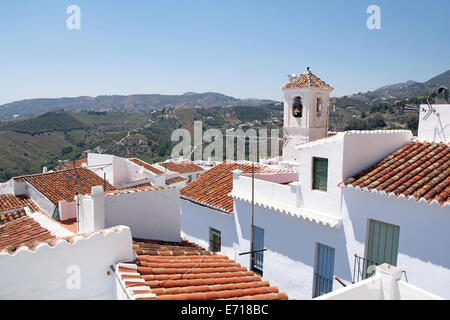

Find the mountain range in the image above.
[
  {"left": 350, "top": 70, "right": 450, "bottom": 102},
  {"left": 0, "top": 92, "right": 276, "bottom": 121},
  {"left": 0, "top": 70, "right": 448, "bottom": 121}
]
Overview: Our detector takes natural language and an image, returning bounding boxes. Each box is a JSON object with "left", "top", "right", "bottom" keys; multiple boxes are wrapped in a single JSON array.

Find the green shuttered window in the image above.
[{"left": 313, "top": 157, "right": 328, "bottom": 191}]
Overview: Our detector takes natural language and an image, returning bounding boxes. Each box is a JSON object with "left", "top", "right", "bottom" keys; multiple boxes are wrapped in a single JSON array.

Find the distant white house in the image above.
[
  {"left": 180, "top": 69, "right": 450, "bottom": 300},
  {"left": 86, "top": 153, "right": 188, "bottom": 188},
  {"left": 155, "top": 158, "right": 205, "bottom": 184}
]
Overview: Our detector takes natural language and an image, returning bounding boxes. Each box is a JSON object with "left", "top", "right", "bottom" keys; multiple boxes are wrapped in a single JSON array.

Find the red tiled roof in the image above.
[
  {"left": 166, "top": 176, "right": 187, "bottom": 185},
  {"left": 283, "top": 69, "right": 333, "bottom": 90},
  {"left": 0, "top": 209, "right": 57, "bottom": 252},
  {"left": 60, "top": 158, "right": 87, "bottom": 170},
  {"left": 129, "top": 158, "right": 164, "bottom": 175},
  {"left": 342, "top": 141, "right": 450, "bottom": 206},
  {"left": 14, "top": 167, "right": 116, "bottom": 205},
  {"left": 0, "top": 209, "right": 27, "bottom": 225},
  {"left": 117, "top": 239, "right": 288, "bottom": 300},
  {"left": 181, "top": 161, "right": 292, "bottom": 213},
  {"left": 106, "top": 184, "right": 169, "bottom": 195},
  {"left": 158, "top": 160, "right": 204, "bottom": 174},
  {"left": 0, "top": 194, "right": 39, "bottom": 213}
]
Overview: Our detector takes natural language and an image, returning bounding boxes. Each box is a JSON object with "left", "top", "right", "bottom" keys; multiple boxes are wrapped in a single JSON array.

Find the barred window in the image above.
[{"left": 251, "top": 225, "right": 265, "bottom": 275}]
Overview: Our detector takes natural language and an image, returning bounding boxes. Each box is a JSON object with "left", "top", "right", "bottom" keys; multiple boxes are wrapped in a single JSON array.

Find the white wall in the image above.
[
  {"left": 341, "top": 187, "right": 450, "bottom": 299},
  {"left": 104, "top": 188, "right": 181, "bottom": 242},
  {"left": 59, "top": 201, "right": 77, "bottom": 221},
  {"left": 341, "top": 130, "right": 413, "bottom": 179},
  {"left": 24, "top": 182, "right": 56, "bottom": 216},
  {"left": 233, "top": 199, "right": 350, "bottom": 300},
  {"left": 316, "top": 264, "right": 444, "bottom": 300},
  {"left": 180, "top": 200, "right": 239, "bottom": 260},
  {"left": 418, "top": 104, "right": 450, "bottom": 143},
  {"left": 0, "top": 226, "right": 135, "bottom": 300},
  {"left": 296, "top": 134, "right": 344, "bottom": 218},
  {"left": 88, "top": 153, "right": 115, "bottom": 184}
]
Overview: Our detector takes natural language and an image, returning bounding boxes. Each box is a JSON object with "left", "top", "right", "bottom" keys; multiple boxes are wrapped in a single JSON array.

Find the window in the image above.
[
  {"left": 313, "top": 243, "right": 335, "bottom": 298},
  {"left": 209, "top": 228, "right": 221, "bottom": 252},
  {"left": 251, "top": 225, "right": 265, "bottom": 275},
  {"left": 292, "top": 96, "right": 303, "bottom": 118},
  {"left": 313, "top": 157, "right": 328, "bottom": 191},
  {"left": 316, "top": 97, "right": 322, "bottom": 116}
]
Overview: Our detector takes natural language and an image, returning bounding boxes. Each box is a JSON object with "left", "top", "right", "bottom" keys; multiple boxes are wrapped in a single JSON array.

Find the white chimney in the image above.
[
  {"left": 78, "top": 186, "right": 105, "bottom": 233},
  {"left": 376, "top": 264, "right": 403, "bottom": 300},
  {"left": 91, "top": 186, "right": 106, "bottom": 231},
  {"left": 43, "top": 167, "right": 48, "bottom": 173}
]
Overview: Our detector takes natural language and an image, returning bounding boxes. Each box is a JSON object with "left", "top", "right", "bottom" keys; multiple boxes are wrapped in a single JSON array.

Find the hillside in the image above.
[
  {"left": 0, "top": 92, "right": 276, "bottom": 121},
  {"left": 349, "top": 70, "right": 450, "bottom": 102},
  {"left": 0, "top": 105, "right": 283, "bottom": 181},
  {"left": 1, "top": 69, "right": 448, "bottom": 180}
]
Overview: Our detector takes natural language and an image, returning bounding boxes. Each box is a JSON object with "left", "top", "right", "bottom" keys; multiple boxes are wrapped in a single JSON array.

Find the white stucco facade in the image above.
[
  {"left": 316, "top": 264, "right": 443, "bottom": 300},
  {"left": 180, "top": 200, "right": 239, "bottom": 260},
  {"left": 417, "top": 104, "right": 450, "bottom": 143},
  {"left": 79, "top": 186, "right": 181, "bottom": 242},
  {"left": 0, "top": 226, "right": 135, "bottom": 300},
  {"left": 180, "top": 129, "right": 450, "bottom": 300}
]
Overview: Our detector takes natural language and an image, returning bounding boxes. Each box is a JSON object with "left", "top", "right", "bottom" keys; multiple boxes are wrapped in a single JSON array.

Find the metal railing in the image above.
[
  {"left": 352, "top": 254, "right": 380, "bottom": 283},
  {"left": 352, "top": 254, "right": 408, "bottom": 283}
]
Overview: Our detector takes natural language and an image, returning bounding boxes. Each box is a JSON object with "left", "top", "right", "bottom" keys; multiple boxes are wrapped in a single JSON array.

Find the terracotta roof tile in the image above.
[
  {"left": 283, "top": 69, "right": 333, "bottom": 90},
  {"left": 60, "top": 158, "right": 87, "bottom": 170},
  {"left": 0, "top": 209, "right": 57, "bottom": 252},
  {"left": 0, "top": 208, "right": 27, "bottom": 224},
  {"left": 180, "top": 161, "right": 292, "bottom": 213},
  {"left": 14, "top": 167, "right": 116, "bottom": 205},
  {"left": 166, "top": 176, "right": 187, "bottom": 185},
  {"left": 342, "top": 141, "right": 450, "bottom": 206},
  {"left": 158, "top": 160, "right": 204, "bottom": 174},
  {"left": 117, "top": 239, "right": 288, "bottom": 300},
  {"left": 129, "top": 158, "right": 164, "bottom": 175},
  {"left": 105, "top": 184, "right": 169, "bottom": 195},
  {"left": 0, "top": 194, "right": 39, "bottom": 213}
]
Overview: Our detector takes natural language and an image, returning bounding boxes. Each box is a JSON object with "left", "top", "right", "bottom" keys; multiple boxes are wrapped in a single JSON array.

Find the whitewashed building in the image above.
[
  {"left": 180, "top": 68, "right": 450, "bottom": 300},
  {"left": 155, "top": 158, "right": 205, "bottom": 184},
  {"left": 315, "top": 263, "right": 443, "bottom": 300}
]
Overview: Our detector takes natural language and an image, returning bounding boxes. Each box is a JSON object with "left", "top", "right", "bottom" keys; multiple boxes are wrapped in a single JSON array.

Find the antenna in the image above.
[
  {"left": 422, "top": 100, "right": 438, "bottom": 121},
  {"left": 68, "top": 173, "right": 81, "bottom": 233}
]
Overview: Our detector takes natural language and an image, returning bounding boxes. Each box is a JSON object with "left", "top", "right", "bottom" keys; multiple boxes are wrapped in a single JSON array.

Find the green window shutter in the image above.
[
  {"left": 365, "top": 219, "right": 400, "bottom": 277},
  {"left": 313, "top": 158, "right": 328, "bottom": 191}
]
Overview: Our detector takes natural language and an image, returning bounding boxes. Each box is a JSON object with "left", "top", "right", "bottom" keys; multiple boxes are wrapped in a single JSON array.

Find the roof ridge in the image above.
[{"left": 13, "top": 166, "right": 88, "bottom": 180}]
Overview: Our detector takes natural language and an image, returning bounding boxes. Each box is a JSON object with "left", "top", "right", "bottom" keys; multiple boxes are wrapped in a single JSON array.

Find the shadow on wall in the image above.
[
  {"left": 180, "top": 200, "right": 239, "bottom": 250},
  {"left": 234, "top": 200, "right": 353, "bottom": 282},
  {"left": 344, "top": 189, "right": 450, "bottom": 269}
]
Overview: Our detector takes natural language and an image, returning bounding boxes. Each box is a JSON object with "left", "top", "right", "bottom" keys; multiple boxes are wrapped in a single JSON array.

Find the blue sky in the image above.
[{"left": 0, "top": 0, "right": 449, "bottom": 105}]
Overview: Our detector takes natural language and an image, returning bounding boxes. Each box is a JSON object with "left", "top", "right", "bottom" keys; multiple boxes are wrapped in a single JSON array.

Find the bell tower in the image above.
[{"left": 281, "top": 67, "right": 333, "bottom": 161}]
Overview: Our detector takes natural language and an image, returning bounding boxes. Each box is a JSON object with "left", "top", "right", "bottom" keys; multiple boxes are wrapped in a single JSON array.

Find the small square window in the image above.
[
  {"left": 313, "top": 157, "right": 328, "bottom": 191},
  {"left": 209, "top": 228, "right": 221, "bottom": 252}
]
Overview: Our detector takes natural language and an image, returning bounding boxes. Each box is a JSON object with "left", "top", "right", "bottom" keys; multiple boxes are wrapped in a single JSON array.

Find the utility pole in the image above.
[
  {"left": 68, "top": 173, "right": 80, "bottom": 232},
  {"left": 250, "top": 161, "right": 255, "bottom": 270}
]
